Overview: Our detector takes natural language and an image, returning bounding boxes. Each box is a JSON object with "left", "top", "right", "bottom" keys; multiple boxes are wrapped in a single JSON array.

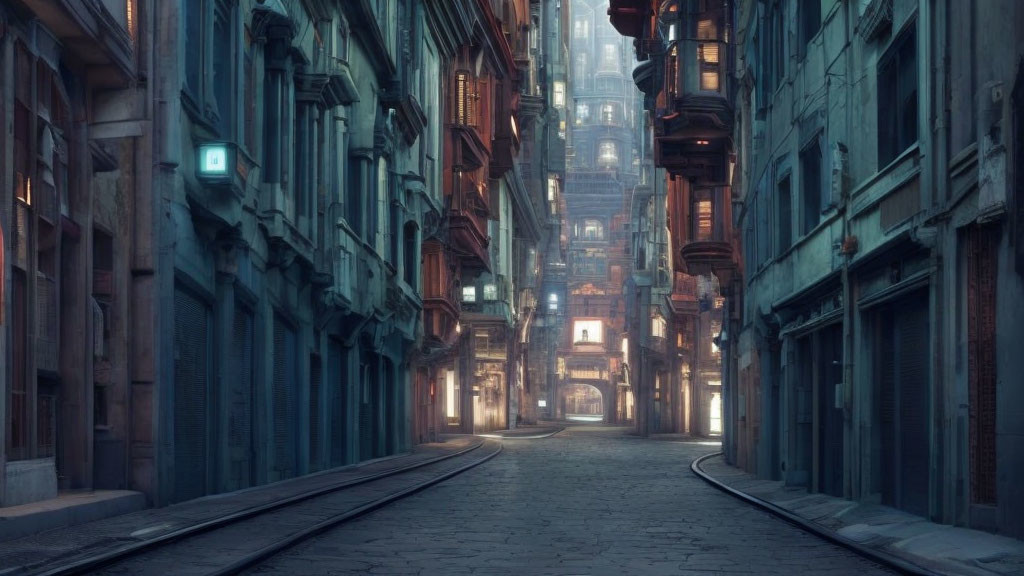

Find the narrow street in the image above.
[{"left": 249, "top": 427, "right": 893, "bottom": 575}]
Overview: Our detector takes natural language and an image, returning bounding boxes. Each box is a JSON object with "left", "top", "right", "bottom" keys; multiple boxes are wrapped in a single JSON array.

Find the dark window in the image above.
[
  {"left": 777, "top": 174, "right": 792, "bottom": 255},
  {"left": 799, "top": 0, "right": 821, "bottom": 57},
  {"left": 183, "top": 0, "right": 203, "bottom": 99},
  {"left": 877, "top": 23, "right": 918, "bottom": 167},
  {"left": 801, "top": 136, "right": 823, "bottom": 235},
  {"left": 212, "top": 1, "right": 233, "bottom": 137},
  {"left": 244, "top": 28, "right": 256, "bottom": 154},
  {"left": 404, "top": 222, "right": 417, "bottom": 285}
]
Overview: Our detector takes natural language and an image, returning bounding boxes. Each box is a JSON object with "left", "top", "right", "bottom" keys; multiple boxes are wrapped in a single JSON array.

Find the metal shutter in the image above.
[
  {"left": 228, "top": 307, "right": 254, "bottom": 490},
  {"left": 329, "top": 341, "right": 347, "bottom": 467},
  {"left": 273, "top": 315, "right": 297, "bottom": 478},
  {"left": 309, "top": 354, "right": 322, "bottom": 472},
  {"left": 173, "top": 287, "right": 209, "bottom": 502},
  {"left": 879, "top": 312, "right": 897, "bottom": 506},
  {"left": 359, "top": 361, "right": 373, "bottom": 461},
  {"left": 897, "top": 296, "right": 929, "bottom": 517}
]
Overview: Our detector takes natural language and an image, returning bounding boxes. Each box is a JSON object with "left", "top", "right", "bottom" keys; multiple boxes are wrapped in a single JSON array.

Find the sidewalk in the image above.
[
  {"left": 696, "top": 453, "right": 1024, "bottom": 576},
  {"left": 0, "top": 436, "right": 480, "bottom": 575}
]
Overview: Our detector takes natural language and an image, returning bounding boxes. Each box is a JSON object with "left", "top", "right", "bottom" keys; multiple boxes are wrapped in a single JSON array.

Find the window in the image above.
[
  {"left": 877, "top": 23, "right": 918, "bottom": 167},
  {"left": 574, "top": 320, "right": 604, "bottom": 344},
  {"left": 651, "top": 311, "right": 667, "bottom": 339},
  {"left": 574, "top": 19, "right": 589, "bottom": 40},
  {"left": 696, "top": 199, "right": 713, "bottom": 241},
  {"left": 576, "top": 102, "right": 590, "bottom": 123},
  {"left": 212, "top": 1, "right": 233, "bottom": 136},
  {"left": 667, "top": 45, "right": 679, "bottom": 98},
  {"left": 697, "top": 19, "right": 720, "bottom": 92},
  {"left": 582, "top": 219, "right": 604, "bottom": 240},
  {"left": 553, "top": 81, "right": 566, "bottom": 108},
  {"left": 777, "top": 174, "right": 792, "bottom": 255},
  {"left": 548, "top": 293, "right": 558, "bottom": 312},
  {"left": 799, "top": 0, "right": 821, "bottom": 57},
  {"left": 462, "top": 286, "right": 477, "bottom": 302},
  {"left": 601, "top": 43, "right": 618, "bottom": 72},
  {"left": 801, "top": 136, "right": 823, "bottom": 235},
  {"left": 574, "top": 53, "right": 588, "bottom": 89},
  {"left": 598, "top": 141, "right": 618, "bottom": 165},
  {"left": 445, "top": 369, "right": 460, "bottom": 425},
  {"left": 183, "top": 0, "right": 203, "bottom": 99},
  {"left": 403, "top": 222, "right": 417, "bottom": 285},
  {"left": 336, "top": 22, "right": 349, "bottom": 61},
  {"left": 601, "top": 103, "right": 618, "bottom": 125},
  {"left": 710, "top": 392, "right": 722, "bottom": 434},
  {"left": 483, "top": 283, "right": 498, "bottom": 300},
  {"left": 243, "top": 27, "right": 256, "bottom": 153},
  {"left": 454, "top": 70, "right": 478, "bottom": 126},
  {"left": 376, "top": 157, "right": 389, "bottom": 257}
]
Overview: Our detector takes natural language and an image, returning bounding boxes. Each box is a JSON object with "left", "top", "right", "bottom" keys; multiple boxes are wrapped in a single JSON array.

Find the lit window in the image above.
[
  {"left": 576, "top": 102, "right": 590, "bottom": 122},
  {"left": 574, "top": 320, "right": 603, "bottom": 344},
  {"left": 454, "top": 70, "right": 476, "bottom": 126},
  {"left": 548, "top": 293, "right": 558, "bottom": 311},
  {"left": 462, "top": 286, "right": 477, "bottom": 302},
  {"left": 651, "top": 310, "right": 667, "bottom": 338},
  {"left": 601, "top": 103, "right": 616, "bottom": 125},
  {"left": 445, "top": 369, "right": 459, "bottom": 424},
  {"left": 710, "top": 392, "right": 722, "bottom": 434},
  {"left": 547, "top": 177, "right": 558, "bottom": 202},
  {"left": 483, "top": 283, "right": 498, "bottom": 300},
  {"left": 553, "top": 81, "right": 565, "bottom": 108},
  {"left": 701, "top": 71, "right": 720, "bottom": 92},
  {"left": 697, "top": 199, "right": 713, "bottom": 240},
  {"left": 598, "top": 141, "right": 618, "bottom": 165}
]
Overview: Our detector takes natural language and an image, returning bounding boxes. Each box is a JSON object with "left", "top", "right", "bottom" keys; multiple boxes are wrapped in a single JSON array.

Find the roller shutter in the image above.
[
  {"left": 273, "top": 315, "right": 297, "bottom": 478},
  {"left": 228, "top": 306, "right": 254, "bottom": 490},
  {"left": 173, "top": 287, "right": 209, "bottom": 502}
]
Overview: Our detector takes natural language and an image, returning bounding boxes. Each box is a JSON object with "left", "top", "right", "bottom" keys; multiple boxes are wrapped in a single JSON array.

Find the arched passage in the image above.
[{"left": 561, "top": 383, "right": 604, "bottom": 422}]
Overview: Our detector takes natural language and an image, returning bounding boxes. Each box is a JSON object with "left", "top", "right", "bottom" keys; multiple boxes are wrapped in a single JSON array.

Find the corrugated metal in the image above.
[
  {"left": 228, "top": 307, "right": 254, "bottom": 490},
  {"left": 879, "top": 312, "right": 897, "bottom": 504},
  {"left": 173, "top": 287, "right": 209, "bottom": 502},
  {"left": 309, "top": 354, "right": 322, "bottom": 472},
  {"left": 273, "top": 315, "right": 297, "bottom": 478}
]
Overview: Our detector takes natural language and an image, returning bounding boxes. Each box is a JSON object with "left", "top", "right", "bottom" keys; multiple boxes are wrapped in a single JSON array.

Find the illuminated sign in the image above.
[
  {"left": 201, "top": 145, "right": 227, "bottom": 174},
  {"left": 197, "top": 143, "right": 235, "bottom": 182}
]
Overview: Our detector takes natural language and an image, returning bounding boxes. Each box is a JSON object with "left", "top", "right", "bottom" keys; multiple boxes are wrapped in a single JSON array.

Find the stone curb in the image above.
[{"left": 691, "top": 451, "right": 941, "bottom": 576}]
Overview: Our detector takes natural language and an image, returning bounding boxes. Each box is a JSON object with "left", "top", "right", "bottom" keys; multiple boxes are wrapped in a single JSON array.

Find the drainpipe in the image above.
[{"left": 840, "top": 0, "right": 854, "bottom": 501}]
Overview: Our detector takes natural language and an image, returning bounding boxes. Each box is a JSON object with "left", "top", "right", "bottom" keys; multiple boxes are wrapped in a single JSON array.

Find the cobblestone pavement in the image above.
[{"left": 249, "top": 425, "right": 895, "bottom": 575}]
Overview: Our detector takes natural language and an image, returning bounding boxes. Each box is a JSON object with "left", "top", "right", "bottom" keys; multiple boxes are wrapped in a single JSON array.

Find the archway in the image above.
[{"left": 561, "top": 383, "right": 604, "bottom": 422}]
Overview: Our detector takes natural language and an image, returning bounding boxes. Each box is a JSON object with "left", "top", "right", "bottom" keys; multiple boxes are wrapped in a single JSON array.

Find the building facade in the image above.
[
  {"left": 608, "top": 0, "right": 738, "bottom": 437},
  {"left": 0, "top": 0, "right": 556, "bottom": 511},
  {"left": 727, "top": 0, "right": 1024, "bottom": 539}
]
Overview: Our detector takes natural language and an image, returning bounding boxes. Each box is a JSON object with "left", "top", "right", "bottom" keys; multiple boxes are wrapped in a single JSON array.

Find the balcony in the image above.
[
  {"left": 676, "top": 187, "right": 736, "bottom": 281},
  {"left": 632, "top": 60, "right": 661, "bottom": 110},
  {"left": 608, "top": 0, "right": 651, "bottom": 39},
  {"left": 654, "top": 95, "right": 733, "bottom": 182},
  {"left": 449, "top": 206, "right": 490, "bottom": 272}
]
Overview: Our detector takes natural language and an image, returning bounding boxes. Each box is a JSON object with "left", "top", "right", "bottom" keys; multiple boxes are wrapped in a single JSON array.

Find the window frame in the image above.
[{"left": 876, "top": 20, "right": 918, "bottom": 168}]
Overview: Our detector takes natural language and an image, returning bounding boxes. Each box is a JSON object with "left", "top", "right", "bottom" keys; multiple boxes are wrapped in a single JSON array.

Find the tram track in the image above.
[
  {"left": 690, "top": 451, "right": 939, "bottom": 576},
  {"left": 28, "top": 440, "right": 502, "bottom": 576}
]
